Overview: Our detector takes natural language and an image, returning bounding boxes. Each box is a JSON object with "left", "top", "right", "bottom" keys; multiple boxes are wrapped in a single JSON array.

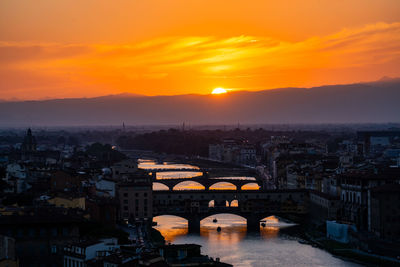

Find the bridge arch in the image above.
[
  {"left": 153, "top": 182, "right": 170, "bottom": 191},
  {"left": 152, "top": 215, "right": 190, "bottom": 240},
  {"left": 230, "top": 199, "right": 239, "bottom": 207},
  {"left": 208, "top": 199, "right": 232, "bottom": 207},
  {"left": 209, "top": 181, "right": 237, "bottom": 190},
  {"left": 173, "top": 181, "right": 205, "bottom": 191},
  {"left": 200, "top": 213, "right": 247, "bottom": 223},
  {"left": 241, "top": 182, "right": 260, "bottom": 190},
  {"left": 153, "top": 214, "right": 189, "bottom": 222}
]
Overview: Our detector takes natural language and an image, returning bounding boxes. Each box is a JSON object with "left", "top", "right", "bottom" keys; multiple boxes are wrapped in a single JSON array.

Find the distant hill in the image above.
[{"left": 0, "top": 79, "right": 399, "bottom": 126}]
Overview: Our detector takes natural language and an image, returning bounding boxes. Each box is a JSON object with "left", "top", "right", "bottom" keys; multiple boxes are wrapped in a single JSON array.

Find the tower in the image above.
[{"left": 22, "top": 128, "right": 37, "bottom": 152}]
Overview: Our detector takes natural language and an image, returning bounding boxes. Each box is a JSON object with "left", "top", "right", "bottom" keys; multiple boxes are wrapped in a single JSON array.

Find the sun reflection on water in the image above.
[{"left": 154, "top": 215, "right": 285, "bottom": 244}]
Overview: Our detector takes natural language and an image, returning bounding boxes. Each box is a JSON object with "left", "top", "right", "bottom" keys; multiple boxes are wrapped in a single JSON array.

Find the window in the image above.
[
  {"left": 123, "top": 193, "right": 128, "bottom": 197},
  {"left": 17, "top": 229, "right": 23, "bottom": 238},
  {"left": 51, "top": 228, "right": 58, "bottom": 237},
  {"left": 62, "top": 227, "right": 69, "bottom": 236},
  {"left": 39, "top": 243, "right": 45, "bottom": 255},
  {"left": 123, "top": 199, "right": 128, "bottom": 204},
  {"left": 29, "top": 228, "right": 35, "bottom": 237},
  {"left": 124, "top": 206, "right": 128, "bottom": 211},
  {"left": 40, "top": 228, "right": 46, "bottom": 237},
  {"left": 51, "top": 245, "right": 57, "bottom": 254}
]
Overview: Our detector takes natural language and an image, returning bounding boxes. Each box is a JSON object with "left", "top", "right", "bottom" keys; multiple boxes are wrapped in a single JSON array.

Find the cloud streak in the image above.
[{"left": 1, "top": 22, "right": 400, "bottom": 99}]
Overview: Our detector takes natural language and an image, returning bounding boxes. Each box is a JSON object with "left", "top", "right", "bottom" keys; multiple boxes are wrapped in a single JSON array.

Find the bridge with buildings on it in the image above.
[{"left": 152, "top": 189, "right": 309, "bottom": 232}]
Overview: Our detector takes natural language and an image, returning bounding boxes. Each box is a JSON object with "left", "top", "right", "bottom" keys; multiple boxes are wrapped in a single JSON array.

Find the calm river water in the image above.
[{"left": 140, "top": 159, "right": 360, "bottom": 267}]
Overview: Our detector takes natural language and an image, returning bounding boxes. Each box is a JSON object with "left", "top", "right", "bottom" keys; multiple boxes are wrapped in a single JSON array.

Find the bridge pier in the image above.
[
  {"left": 246, "top": 216, "right": 260, "bottom": 232},
  {"left": 187, "top": 215, "right": 201, "bottom": 233}
]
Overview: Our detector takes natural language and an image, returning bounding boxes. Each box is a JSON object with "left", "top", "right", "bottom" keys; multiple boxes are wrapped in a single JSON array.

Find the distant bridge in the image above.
[
  {"left": 146, "top": 168, "right": 201, "bottom": 173},
  {"left": 153, "top": 189, "right": 308, "bottom": 232},
  {"left": 148, "top": 166, "right": 263, "bottom": 190},
  {"left": 153, "top": 175, "right": 262, "bottom": 191},
  {"left": 146, "top": 167, "right": 258, "bottom": 178}
]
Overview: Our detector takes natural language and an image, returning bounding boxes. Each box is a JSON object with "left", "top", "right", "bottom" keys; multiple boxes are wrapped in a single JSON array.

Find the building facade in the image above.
[
  {"left": 369, "top": 184, "right": 400, "bottom": 240},
  {"left": 117, "top": 172, "right": 153, "bottom": 223}
]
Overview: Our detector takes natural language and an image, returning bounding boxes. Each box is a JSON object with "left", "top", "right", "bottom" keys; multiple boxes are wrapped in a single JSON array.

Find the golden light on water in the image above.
[
  {"left": 264, "top": 215, "right": 279, "bottom": 223},
  {"left": 260, "top": 226, "right": 280, "bottom": 238},
  {"left": 153, "top": 215, "right": 188, "bottom": 242},
  {"left": 211, "top": 87, "right": 227, "bottom": 94},
  {"left": 154, "top": 215, "right": 284, "bottom": 244}
]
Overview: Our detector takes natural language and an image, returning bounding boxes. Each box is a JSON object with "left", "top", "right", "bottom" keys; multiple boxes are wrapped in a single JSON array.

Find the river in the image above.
[{"left": 139, "top": 159, "right": 360, "bottom": 267}]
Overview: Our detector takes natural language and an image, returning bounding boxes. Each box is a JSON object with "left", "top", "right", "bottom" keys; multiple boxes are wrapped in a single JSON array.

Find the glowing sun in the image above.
[{"left": 211, "top": 87, "right": 227, "bottom": 94}]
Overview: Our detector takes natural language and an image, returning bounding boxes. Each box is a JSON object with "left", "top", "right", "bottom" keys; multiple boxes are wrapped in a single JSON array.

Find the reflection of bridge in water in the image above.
[
  {"left": 149, "top": 167, "right": 263, "bottom": 191},
  {"left": 153, "top": 189, "right": 308, "bottom": 233}
]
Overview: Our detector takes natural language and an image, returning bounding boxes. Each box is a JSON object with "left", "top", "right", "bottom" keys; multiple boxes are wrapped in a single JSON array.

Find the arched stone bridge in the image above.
[
  {"left": 153, "top": 189, "right": 309, "bottom": 232},
  {"left": 150, "top": 166, "right": 264, "bottom": 190},
  {"left": 153, "top": 175, "right": 262, "bottom": 191}
]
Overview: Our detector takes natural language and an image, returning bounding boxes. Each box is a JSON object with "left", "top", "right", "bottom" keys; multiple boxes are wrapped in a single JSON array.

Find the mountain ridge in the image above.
[{"left": 0, "top": 78, "right": 399, "bottom": 126}]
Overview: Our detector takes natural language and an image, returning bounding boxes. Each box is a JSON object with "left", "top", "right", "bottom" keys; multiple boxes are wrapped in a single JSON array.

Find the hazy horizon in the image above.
[
  {"left": 1, "top": 78, "right": 399, "bottom": 126},
  {"left": 1, "top": 76, "right": 399, "bottom": 102}
]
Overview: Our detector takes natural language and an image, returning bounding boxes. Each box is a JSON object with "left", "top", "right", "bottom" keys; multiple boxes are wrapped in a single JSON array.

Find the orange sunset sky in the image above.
[{"left": 1, "top": 0, "right": 400, "bottom": 100}]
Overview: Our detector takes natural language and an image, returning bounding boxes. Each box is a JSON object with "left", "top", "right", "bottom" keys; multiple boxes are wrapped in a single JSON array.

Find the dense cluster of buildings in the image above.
[
  {"left": 209, "top": 139, "right": 257, "bottom": 166},
  {"left": 208, "top": 130, "right": 400, "bottom": 256},
  {"left": 1, "top": 127, "right": 400, "bottom": 265},
  {"left": 260, "top": 131, "right": 400, "bottom": 256},
  {"left": 0, "top": 129, "right": 230, "bottom": 267}
]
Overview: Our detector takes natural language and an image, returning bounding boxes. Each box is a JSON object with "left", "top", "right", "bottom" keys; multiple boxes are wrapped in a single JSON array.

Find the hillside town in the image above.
[{"left": 0, "top": 127, "right": 400, "bottom": 266}]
